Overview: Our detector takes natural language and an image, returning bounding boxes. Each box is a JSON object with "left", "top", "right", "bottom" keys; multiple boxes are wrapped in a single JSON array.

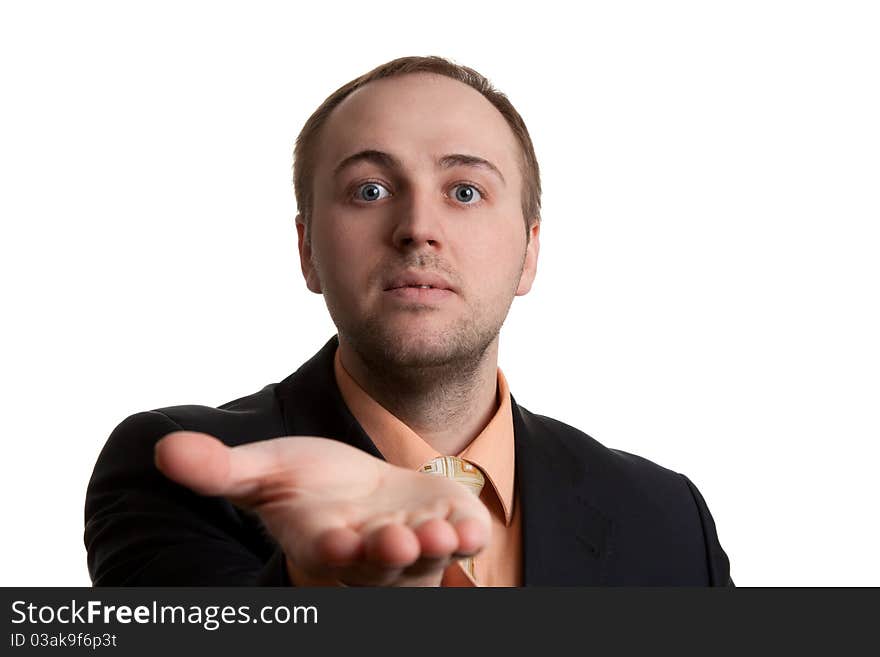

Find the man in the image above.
[{"left": 85, "top": 56, "right": 733, "bottom": 587}]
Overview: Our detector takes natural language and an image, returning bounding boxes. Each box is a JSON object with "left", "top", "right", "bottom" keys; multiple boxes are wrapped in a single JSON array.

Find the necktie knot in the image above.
[
  {"left": 418, "top": 455, "right": 485, "bottom": 583},
  {"left": 419, "top": 455, "right": 485, "bottom": 497}
]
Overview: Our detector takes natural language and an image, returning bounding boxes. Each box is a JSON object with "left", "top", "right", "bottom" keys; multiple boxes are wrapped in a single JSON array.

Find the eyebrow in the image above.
[{"left": 332, "top": 149, "right": 506, "bottom": 186}]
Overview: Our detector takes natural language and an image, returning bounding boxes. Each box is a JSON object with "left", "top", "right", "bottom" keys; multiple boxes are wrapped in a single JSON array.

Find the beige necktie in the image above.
[{"left": 419, "top": 455, "right": 485, "bottom": 580}]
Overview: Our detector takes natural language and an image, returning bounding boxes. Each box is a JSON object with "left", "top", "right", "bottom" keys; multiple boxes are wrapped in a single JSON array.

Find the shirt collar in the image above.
[{"left": 333, "top": 346, "right": 516, "bottom": 526}]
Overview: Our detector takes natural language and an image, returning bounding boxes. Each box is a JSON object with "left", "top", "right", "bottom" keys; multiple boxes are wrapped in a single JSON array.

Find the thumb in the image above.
[
  {"left": 154, "top": 431, "right": 236, "bottom": 497},
  {"left": 155, "top": 431, "right": 300, "bottom": 506}
]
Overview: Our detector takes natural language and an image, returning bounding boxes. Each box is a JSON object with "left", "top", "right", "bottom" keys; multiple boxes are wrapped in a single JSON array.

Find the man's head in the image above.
[
  {"left": 294, "top": 56, "right": 541, "bottom": 241},
  {"left": 293, "top": 56, "right": 541, "bottom": 374}
]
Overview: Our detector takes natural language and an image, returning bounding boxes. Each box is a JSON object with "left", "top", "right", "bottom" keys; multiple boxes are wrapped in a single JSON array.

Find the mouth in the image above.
[
  {"left": 385, "top": 284, "right": 448, "bottom": 291},
  {"left": 383, "top": 271, "right": 457, "bottom": 294},
  {"left": 383, "top": 285, "right": 455, "bottom": 303}
]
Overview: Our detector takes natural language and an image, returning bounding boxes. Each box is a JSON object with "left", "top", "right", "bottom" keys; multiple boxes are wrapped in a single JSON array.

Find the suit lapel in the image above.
[
  {"left": 276, "top": 335, "right": 384, "bottom": 459},
  {"left": 512, "top": 398, "right": 613, "bottom": 586}
]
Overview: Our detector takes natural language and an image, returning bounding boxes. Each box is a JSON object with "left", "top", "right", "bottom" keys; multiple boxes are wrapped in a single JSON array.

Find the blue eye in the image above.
[
  {"left": 355, "top": 182, "right": 391, "bottom": 202},
  {"left": 452, "top": 184, "right": 482, "bottom": 204}
]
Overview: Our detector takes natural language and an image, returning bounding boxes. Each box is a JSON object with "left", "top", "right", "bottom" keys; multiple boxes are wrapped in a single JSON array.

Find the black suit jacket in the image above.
[{"left": 85, "top": 336, "right": 733, "bottom": 586}]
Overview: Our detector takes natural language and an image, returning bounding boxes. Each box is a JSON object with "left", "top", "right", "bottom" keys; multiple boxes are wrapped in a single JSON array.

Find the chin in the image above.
[
  {"left": 382, "top": 329, "right": 460, "bottom": 365},
  {"left": 349, "top": 317, "right": 498, "bottom": 372}
]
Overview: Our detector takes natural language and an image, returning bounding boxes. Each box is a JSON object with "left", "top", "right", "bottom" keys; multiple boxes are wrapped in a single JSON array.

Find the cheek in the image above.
[
  {"left": 312, "top": 215, "right": 380, "bottom": 289},
  {"left": 459, "top": 221, "right": 526, "bottom": 295}
]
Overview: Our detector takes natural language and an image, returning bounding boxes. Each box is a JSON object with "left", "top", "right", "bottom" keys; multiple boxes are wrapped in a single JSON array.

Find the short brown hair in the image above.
[{"left": 293, "top": 55, "right": 541, "bottom": 239}]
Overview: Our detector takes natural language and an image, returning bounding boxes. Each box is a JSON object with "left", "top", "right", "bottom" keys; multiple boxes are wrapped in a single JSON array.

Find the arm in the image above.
[
  {"left": 680, "top": 474, "right": 735, "bottom": 587},
  {"left": 84, "top": 411, "right": 290, "bottom": 586},
  {"left": 87, "top": 414, "right": 488, "bottom": 587}
]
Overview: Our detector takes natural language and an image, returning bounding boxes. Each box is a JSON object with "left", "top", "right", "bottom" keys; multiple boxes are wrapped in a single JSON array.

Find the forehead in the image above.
[{"left": 314, "top": 73, "right": 521, "bottom": 178}]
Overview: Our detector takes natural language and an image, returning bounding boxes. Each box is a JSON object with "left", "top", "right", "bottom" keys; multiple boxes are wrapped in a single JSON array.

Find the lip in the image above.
[
  {"left": 383, "top": 271, "right": 457, "bottom": 294},
  {"left": 384, "top": 286, "right": 455, "bottom": 303}
]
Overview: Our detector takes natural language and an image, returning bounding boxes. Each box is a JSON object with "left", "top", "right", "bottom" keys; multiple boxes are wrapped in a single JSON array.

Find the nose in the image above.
[{"left": 390, "top": 187, "right": 444, "bottom": 251}]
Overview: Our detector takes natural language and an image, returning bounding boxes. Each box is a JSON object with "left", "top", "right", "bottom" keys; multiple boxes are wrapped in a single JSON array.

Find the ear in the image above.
[
  {"left": 515, "top": 219, "right": 540, "bottom": 296},
  {"left": 296, "top": 215, "right": 323, "bottom": 294}
]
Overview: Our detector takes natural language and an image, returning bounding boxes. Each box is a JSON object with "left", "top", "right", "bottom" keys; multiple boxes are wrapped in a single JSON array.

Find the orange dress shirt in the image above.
[{"left": 288, "top": 347, "right": 522, "bottom": 587}]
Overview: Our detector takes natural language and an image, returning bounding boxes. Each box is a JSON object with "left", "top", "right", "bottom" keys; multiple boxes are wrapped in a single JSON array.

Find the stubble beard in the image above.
[
  {"left": 312, "top": 247, "right": 526, "bottom": 389},
  {"left": 342, "top": 304, "right": 501, "bottom": 384}
]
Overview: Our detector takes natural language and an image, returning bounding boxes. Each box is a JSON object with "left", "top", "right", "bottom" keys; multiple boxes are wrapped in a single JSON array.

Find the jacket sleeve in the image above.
[
  {"left": 679, "top": 473, "right": 734, "bottom": 586},
  {"left": 84, "top": 411, "right": 293, "bottom": 586}
]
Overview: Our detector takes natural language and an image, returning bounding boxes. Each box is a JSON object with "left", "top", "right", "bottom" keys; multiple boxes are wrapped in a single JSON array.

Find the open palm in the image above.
[{"left": 154, "top": 431, "right": 491, "bottom": 586}]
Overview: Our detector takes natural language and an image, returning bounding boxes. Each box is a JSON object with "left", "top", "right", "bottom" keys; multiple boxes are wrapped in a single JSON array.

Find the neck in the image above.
[{"left": 337, "top": 335, "right": 500, "bottom": 456}]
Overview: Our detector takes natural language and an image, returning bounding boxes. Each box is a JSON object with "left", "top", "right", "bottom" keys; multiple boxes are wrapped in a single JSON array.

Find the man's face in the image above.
[{"left": 297, "top": 73, "right": 539, "bottom": 371}]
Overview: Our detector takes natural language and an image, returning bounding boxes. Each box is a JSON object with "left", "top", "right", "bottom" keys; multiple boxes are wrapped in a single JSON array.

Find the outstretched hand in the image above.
[{"left": 154, "top": 432, "right": 491, "bottom": 586}]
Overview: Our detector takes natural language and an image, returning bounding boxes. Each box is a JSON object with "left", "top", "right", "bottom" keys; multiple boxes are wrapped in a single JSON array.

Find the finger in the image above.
[
  {"left": 314, "top": 526, "right": 365, "bottom": 567},
  {"left": 364, "top": 523, "right": 420, "bottom": 567},
  {"left": 284, "top": 526, "right": 366, "bottom": 583},
  {"left": 155, "top": 431, "right": 299, "bottom": 504},
  {"left": 449, "top": 515, "right": 490, "bottom": 557},
  {"left": 410, "top": 517, "right": 459, "bottom": 558},
  {"left": 399, "top": 518, "right": 457, "bottom": 580},
  {"left": 154, "top": 431, "right": 232, "bottom": 497},
  {"left": 330, "top": 521, "right": 456, "bottom": 586},
  {"left": 330, "top": 524, "right": 418, "bottom": 586}
]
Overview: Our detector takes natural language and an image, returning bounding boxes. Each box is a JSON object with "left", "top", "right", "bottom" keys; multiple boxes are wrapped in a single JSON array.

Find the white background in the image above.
[{"left": 1, "top": 0, "right": 877, "bottom": 586}]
